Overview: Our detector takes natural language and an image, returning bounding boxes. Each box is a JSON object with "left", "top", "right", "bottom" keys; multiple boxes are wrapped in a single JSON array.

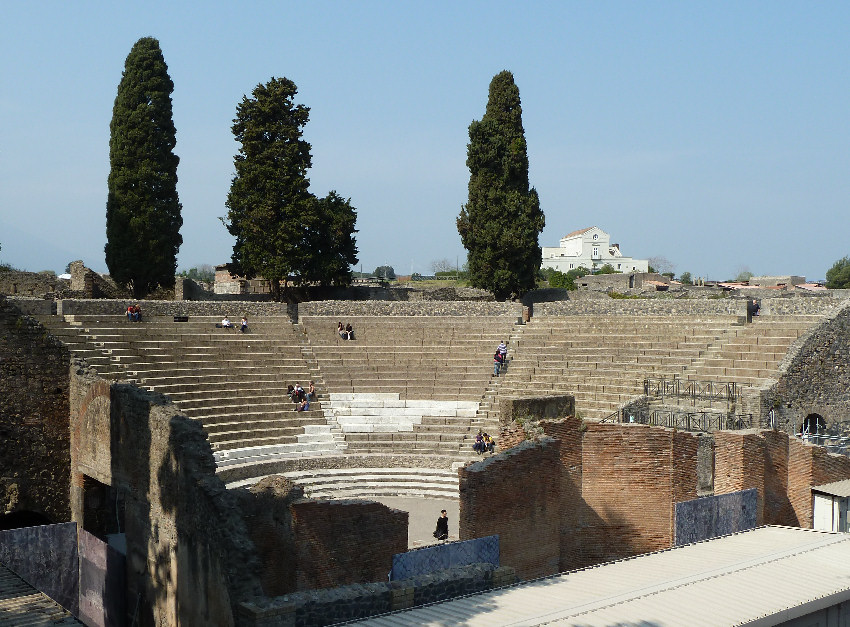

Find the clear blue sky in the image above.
[{"left": 1, "top": 2, "right": 848, "bottom": 281}]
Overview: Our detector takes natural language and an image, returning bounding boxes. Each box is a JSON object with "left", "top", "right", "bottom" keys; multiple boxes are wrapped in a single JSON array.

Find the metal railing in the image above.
[
  {"left": 602, "top": 407, "right": 753, "bottom": 432},
  {"left": 797, "top": 433, "right": 850, "bottom": 456},
  {"left": 644, "top": 377, "right": 743, "bottom": 407}
]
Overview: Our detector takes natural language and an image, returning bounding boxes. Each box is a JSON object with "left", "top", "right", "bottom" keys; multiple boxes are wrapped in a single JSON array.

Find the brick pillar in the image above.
[{"left": 714, "top": 431, "right": 766, "bottom": 525}]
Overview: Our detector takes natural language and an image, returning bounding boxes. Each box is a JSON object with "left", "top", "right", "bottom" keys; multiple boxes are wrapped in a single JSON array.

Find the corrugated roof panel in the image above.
[
  {"left": 350, "top": 527, "right": 850, "bottom": 626},
  {"left": 812, "top": 478, "right": 850, "bottom": 497}
]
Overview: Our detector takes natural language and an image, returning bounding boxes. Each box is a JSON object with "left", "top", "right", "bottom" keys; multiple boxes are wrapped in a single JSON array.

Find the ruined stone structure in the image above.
[
  {"left": 0, "top": 297, "right": 71, "bottom": 526},
  {"left": 4, "top": 292, "right": 850, "bottom": 624},
  {"left": 459, "top": 417, "right": 850, "bottom": 579}
]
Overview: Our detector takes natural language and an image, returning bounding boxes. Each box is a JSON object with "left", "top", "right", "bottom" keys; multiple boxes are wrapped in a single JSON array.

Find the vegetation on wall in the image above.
[
  {"left": 540, "top": 266, "right": 589, "bottom": 290},
  {"left": 105, "top": 37, "right": 183, "bottom": 298},
  {"left": 223, "top": 77, "right": 358, "bottom": 299},
  {"left": 457, "top": 70, "right": 545, "bottom": 300},
  {"left": 177, "top": 265, "right": 215, "bottom": 283}
]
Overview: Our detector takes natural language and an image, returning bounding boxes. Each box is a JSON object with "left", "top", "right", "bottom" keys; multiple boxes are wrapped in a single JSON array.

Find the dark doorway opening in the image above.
[
  {"left": 802, "top": 413, "right": 826, "bottom": 435},
  {"left": 82, "top": 475, "right": 124, "bottom": 539},
  {"left": 0, "top": 510, "right": 52, "bottom": 531}
]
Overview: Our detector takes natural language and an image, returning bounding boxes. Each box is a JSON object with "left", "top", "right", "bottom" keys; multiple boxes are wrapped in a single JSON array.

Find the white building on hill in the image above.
[{"left": 541, "top": 226, "right": 649, "bottom": 273}]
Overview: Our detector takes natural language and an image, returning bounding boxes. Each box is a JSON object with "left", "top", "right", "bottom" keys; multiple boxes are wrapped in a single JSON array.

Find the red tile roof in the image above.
[{"left": 563, "top": 227, "right": 594, "bottom": 239}]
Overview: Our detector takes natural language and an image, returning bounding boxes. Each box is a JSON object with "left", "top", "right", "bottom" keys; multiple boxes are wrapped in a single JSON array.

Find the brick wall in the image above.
[
  {"left": 291, "top": 499, "right": 407, "bottom": 591},
  {"left": 572, "top": 424, "right": 698, "bottom": 569},
  {"left": 713, "top": 430, "right": 850, "bottom": 529},
  {"left": 762, "top": 431, "right": 793, "bottom": 525},
  {"left": 235, "top": 476, "right": 302, "bottom": 596},
  {"left": 541, "top": 417, "right": 583, "bottom": 571},
  {"left": 0, "top": 298, "right": 71, "bottom": 523},
  {"left": 714, "top": 431, "right": 767, "bottom": 524},
  {"left": 788, "top": 438, "right": 850, "bottom": 528},
  {"left": 459, "top": 438, "right": 561, "bottom": 580}
]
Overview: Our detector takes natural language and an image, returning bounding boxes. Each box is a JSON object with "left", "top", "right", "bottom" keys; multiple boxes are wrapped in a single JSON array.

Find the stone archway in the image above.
[
  {"left": 802, "top": 413, "right": 826, "bottom": 435},
  {"left": 0, "top": 510, "right": 52, "bottom": 531}
]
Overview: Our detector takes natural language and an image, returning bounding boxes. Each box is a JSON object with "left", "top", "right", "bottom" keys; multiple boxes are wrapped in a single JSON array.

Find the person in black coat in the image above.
[{"left": 433, "top": 509, "right": 449, "bottom": 541}]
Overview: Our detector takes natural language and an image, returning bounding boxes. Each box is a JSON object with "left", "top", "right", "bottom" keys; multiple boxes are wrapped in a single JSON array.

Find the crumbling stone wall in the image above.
[
  {"left": 234, "top": 477, "right": 407, "bottom": 596},
  {"left": 235, "top": 476, "right": 302, "bottom": 596},
  {"left": 0, "top": 270, "right": 66, "bottom": 297},
  {"left": 498, "top": 395, "right": 575, "bottom": 426},
  {"left": 291, "top": 499, "right": 408, "bottom": 591},
  {"left": 0, "top": 297, "right": 70, "bottom": 523},
  {"left": 536, "top": 298, "right": 745, "bottom": 316},
  {"left": 69, "top": 365, "right": 262, "bottom": 626},
  {"left": 298, "top": 300, "right": 522, "bottom": 317},
  {"left": 459, "top": 438, "right": 562, "bottom": 580},
  {"left": 763, "top": 300, "right": 850, "bottom": 435}
]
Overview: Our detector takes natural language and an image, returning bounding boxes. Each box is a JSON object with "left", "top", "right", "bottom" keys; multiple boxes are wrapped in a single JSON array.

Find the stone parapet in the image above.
[
  {"left": 498, "top": 395, "right": 575, "bottom": 426},
  {"left": 237, "top": 563, "right": 516, "bottom": 627},
  {"left": 536, "top": 298, "right": 745, "bottom": 317},
  {"left": 298, "top": 300, "right": 523, "bottom": 317},
  {"left": 54, "top": 299, "right": 291, "bottom": 317}
]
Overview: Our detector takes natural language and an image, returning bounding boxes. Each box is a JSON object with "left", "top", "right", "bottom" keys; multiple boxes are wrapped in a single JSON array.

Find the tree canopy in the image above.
[
  {"left": 105, "top": 37, "right": 183, "bottom": 297},
  {"left": 457, "top": 71, "right": 545, "bottom": 300},
  {"left": 373, "top": 265, "right": 395, "bottom": 280},
  {"left": 826, "top": 256, "right": 850, "bottom": 289},
  {"left": 223, "top": 77, "right": 357, "bottom": 298}
]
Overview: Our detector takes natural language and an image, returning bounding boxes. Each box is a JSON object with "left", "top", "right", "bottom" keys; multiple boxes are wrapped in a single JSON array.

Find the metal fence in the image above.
[
  {"left": 643, "top": 377, "right": 743, "bottom": 406},
  {"left": 603, "top": 407, "right": 753, "bottom": 432},
  {"left": 798, "top": 433, "right": 850, "bottom": 456}
]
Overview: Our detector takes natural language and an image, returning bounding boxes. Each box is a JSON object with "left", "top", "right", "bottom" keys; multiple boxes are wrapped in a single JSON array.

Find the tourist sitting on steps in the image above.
[
  {"left": 484, "top": 433, "right": 496, "bottom": 454},
  {"left": 473, "top": 431, "right": 485, "bottom": 454},
  {"left": 240, "top": 316, "right": 248, "bottom": 333},
  {"left": 127, "top": 304, "right": 141, "bottom": 322},
  {"left": 345, "top": 322, "right": 355, "bottom": 340},
  {"left": 293, "top": 383, "right": 308, "bottom": 411},
  {"left": 221, "top": 315, "right": 233, "bottom": 329},
  {"left": 338, "top": 321, "right": 347, "bottom": 339}
]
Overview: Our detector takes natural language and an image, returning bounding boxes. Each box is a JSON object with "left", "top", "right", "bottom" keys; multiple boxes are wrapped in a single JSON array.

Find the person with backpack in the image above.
[{"left": 493, "top": 349, "right": 505, "bottom": 376}]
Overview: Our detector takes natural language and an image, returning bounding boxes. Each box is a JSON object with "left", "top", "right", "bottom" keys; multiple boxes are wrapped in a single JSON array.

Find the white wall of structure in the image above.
[{"left": 541, "top": 226, "right": 649, "bottom": 273}]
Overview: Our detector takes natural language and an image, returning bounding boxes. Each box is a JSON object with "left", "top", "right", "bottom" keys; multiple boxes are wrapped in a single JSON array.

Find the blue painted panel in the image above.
[
  {"left": 675, "top": 489, "right": 758, "bottom": 546},
  {"left": 391, "top": 535, "right": 499, "bottom": 580}
]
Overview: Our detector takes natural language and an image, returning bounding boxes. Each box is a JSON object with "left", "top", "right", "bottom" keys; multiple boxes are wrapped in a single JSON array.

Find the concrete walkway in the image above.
[{"left": 369, "top": 497, "right": 459, "bottom": 549}]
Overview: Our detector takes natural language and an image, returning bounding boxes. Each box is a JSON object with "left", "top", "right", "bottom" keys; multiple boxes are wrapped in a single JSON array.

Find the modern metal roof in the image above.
[
  {"left": 0, "top": 560, "right": 82, "bottom": 625},
  {"left": 352, "top": 526, "right": 850, "bottom": 626},
  {"left": 812, "top": 478, "right": 850, "bottom": 498}
]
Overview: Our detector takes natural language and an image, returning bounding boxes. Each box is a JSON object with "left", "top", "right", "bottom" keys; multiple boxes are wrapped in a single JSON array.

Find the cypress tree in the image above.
[
  {"left": 105, "top": 37, "right": 182, "bottom": 297},
  {"left": 224, "top": 77, "right": 357, "bottom": 298},
  {"left": 457, "top": 71, "right": 545, "bottom": 299}
]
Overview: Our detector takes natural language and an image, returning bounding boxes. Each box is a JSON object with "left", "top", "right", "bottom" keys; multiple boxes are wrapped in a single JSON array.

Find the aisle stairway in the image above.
[{"left": 300, "top": 315, "right": 519, "bottom": 455}]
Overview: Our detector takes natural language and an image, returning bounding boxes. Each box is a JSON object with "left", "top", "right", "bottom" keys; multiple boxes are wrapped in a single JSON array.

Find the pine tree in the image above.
[
  {"left": 224, "top": 77, "right": 357, "bottom": 298},
  {"left": 457, "top": 71, "right": 545, "bottom": 299},
  {"left": 105, "top": 37, "right": 182, "bottom": 297}
]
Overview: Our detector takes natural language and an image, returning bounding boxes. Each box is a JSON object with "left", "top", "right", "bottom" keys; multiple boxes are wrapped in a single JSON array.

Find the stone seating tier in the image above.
[{"left": 227, "top": 467, "right": 461, "bottom": 500}]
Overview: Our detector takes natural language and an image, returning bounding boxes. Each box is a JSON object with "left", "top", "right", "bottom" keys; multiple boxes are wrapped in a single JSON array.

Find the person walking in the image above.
[
  {"left": 433, "top": 509, "right": 449, "bottom": 541},
  {"left": 493, "top": 349, "right": 505, "bottom": 376}
]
